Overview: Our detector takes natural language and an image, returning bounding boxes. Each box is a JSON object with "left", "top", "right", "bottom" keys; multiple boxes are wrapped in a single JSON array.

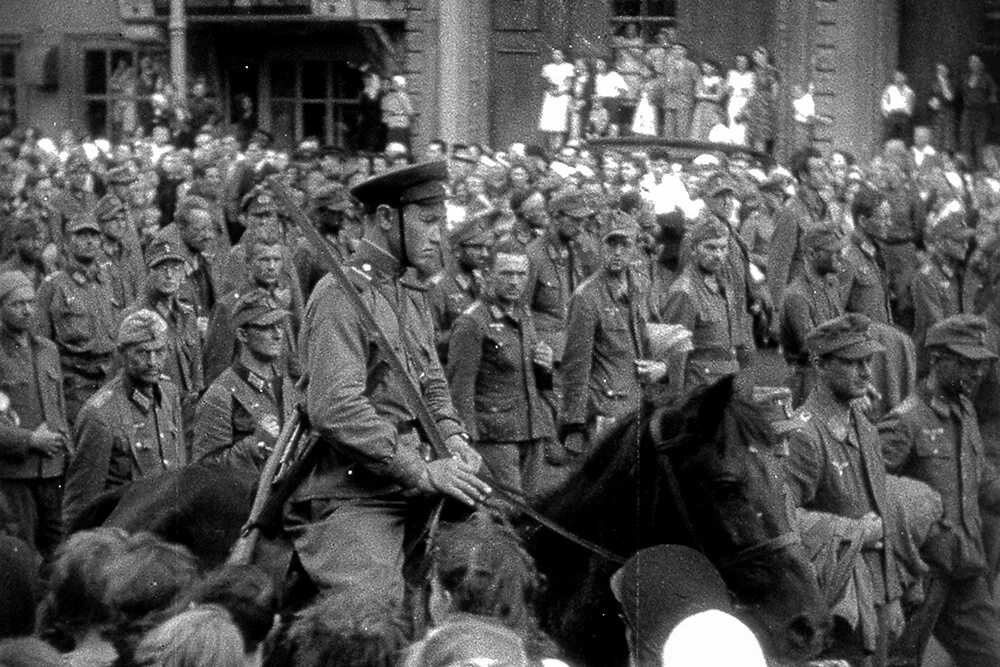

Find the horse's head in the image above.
[{"left": 655, "top": 375, "right": 831, "bottom": 661}]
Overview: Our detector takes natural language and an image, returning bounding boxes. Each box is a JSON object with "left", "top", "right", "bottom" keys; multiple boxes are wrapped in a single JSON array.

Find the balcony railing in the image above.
[{"left": 145, "top": 0, "right": 404, "bottom": 20}]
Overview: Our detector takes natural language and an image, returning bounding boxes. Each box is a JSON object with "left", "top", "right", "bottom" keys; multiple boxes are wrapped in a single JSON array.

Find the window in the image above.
[
  {"left": 268, "top": 59, "right": 363, "bottom": 148},
  {"left": 82, "top": 47, "right": 167, "bottom": 139},
  {"left": 611, "top": 0, "right": 676, "bottom": 41},
  {"left": 0, "top": 47, "right": 16, "bottom": 137}
]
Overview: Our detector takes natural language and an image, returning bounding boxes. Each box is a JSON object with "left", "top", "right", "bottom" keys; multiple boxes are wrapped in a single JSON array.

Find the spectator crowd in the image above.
[{"left": 2, "top": 29, "right": 1000, "bottom": 667}]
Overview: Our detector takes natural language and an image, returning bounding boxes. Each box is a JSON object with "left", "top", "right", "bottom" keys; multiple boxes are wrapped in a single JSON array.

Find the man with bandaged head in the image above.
[{"left": 62, "top": 309, "right": 186, "bottom": 528}]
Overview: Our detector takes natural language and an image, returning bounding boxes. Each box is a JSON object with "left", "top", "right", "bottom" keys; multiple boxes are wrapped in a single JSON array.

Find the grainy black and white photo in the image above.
[{"left": 0, "top": 1, "right": 997, "bottom": 665}]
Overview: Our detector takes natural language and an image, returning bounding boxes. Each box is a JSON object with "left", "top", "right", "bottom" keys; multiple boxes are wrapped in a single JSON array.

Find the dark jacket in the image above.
[
  {"left": 63, "top": 373, "right": 186, "bottom": 528},
  {"left": 447, "top": 299, "right": 554, "bottom": 443},
  {"left": 194, "top": 361, "right": 299, "bottom": 470},
  {"left": 880, "top": 388, "right": 1000, "bottom": 577},
  {"left": 661, "top": 263, "right": 740, "bottom": 393},
  {"left": 526, "top": 234, "right": 597, "bottom": 362},
  {"left": 780, "top": 271, "right": 844, "bottom": 365},
  {"left": 784, "top": 396, "right": 901, "bottom": 605},
  {"left": 0, "top": 332, "right": 68, "bottom": 479},
  {"left": 33, "top": 263, "right": 118, "bottom": 374},
  {"left": 559, "top": 269, "right": 650, "bottom": 428}
]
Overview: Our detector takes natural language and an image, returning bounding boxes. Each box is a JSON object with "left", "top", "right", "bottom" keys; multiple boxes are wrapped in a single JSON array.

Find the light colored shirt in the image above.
[
  {"left": 881, "top": 84, "right": 915, "bottom": 116},
  {"left": 594, "top": 70, "right": 629, "bottom": 99}
]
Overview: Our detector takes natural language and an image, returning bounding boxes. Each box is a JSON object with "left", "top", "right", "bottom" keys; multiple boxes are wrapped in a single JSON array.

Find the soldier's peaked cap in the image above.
[
  {"left": 548, "top": 188, "right": 590, "bottom": 218},
  {"left": 603, "top": 210, "right": 639, "bottom": 240},
  {"left": 66, "top": 211, "right": 102, "bottom": 235},
  {"left": 448, "top": 210, "right": 497, "bottom": 246},
  {"left": 926, "top": 314, "right": 998, "bottom": 360},
  {"left": 233, "top": 290, "right": 289, "bottom": 328},
  {"left": 805, "top": 313, "right": 884, "bottom": 360},
  {"left": 146, "top": 229, "right": 187, "bottom": 268},
  {"left": 350, "top": 160, "right": 449, "bottom": 212}
]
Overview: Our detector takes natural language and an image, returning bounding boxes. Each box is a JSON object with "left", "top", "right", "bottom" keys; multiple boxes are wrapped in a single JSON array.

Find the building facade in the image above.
[{"left": 0, "top": 0, "right": 996, "bottom": 159}]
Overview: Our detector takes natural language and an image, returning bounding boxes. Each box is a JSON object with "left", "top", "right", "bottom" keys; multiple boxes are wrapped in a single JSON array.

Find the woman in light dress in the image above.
[
  {"left": 538, "top": 48, "right": 576, "bottom": 151},
  {"left": 726, "top": 53, "right": 754, "bottom": 145},
  {"left": 631, "top": 65, "right": 658, "bottom": 137},
  {"left": 690, "top": 59, "right": 728, "bottom": 141}
]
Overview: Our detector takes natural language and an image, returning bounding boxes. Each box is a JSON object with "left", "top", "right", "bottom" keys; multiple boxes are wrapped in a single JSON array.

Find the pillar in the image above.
[{"left": 169, "top": 0, "right": 187, "bottom": 96}]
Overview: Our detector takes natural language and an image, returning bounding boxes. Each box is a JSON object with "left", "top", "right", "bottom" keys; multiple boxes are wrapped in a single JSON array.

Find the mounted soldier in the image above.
[{"left": 283, "top": 161, "right": 490, "bottom": 604}]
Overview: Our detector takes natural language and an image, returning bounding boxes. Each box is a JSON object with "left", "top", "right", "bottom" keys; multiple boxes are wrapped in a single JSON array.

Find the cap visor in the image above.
[
  {"left": 253, "top": 309, "right": 290, "bottom": 326},
  {"left": 564, "top": 207, "right": 591, "bottom": 219},
  {"left": 947, "top": 343, "right": 999, "bottom": 361},
  {"left": 831, "top": 339, "right": 885, "bottom": 360},
  {"left": 150, "top": 254, "right": 186, "bottom": 268}
]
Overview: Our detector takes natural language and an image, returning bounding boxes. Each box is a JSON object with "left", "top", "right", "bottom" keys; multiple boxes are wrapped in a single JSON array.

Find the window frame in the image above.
[
  {"left": 0, "top": 42, "right": 18, "bottom": 137},
  {"left": 79, "top": 43, "right": 168, "bottom": 140},
  {"left": 267, "top": 58, "right": 361, "bottom": 148},
  {"left": 610, "top": 0, "right": 677, "bottom": 41}
]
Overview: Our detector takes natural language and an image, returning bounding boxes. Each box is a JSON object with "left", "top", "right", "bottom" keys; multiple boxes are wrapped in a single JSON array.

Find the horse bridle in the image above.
[{"left": 647, "top": 406, "right": 801, "bottom": 571}]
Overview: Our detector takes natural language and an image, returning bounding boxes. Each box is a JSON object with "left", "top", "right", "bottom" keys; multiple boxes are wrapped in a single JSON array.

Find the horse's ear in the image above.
[{"left": 694, "top": 374, "right": 736, "bottom": 432}]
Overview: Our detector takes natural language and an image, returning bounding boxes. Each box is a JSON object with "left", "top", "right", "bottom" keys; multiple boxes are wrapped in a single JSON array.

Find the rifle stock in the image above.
[{"left": 227, "top": 406, "right": 306, "bottom": 565}]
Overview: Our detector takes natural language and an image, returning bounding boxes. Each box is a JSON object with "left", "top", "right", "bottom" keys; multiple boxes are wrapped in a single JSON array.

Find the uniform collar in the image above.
[
  {"left": 353, "top": 239, "right": 404, "bottom": 279},
  {"left": 919, "top": 382, "right": 962, "bottom": 419},
  {"left": 0, "top": 328, "right": 35, "bottom": 353},
  {"left": 486, "top": 298, "right": 523, "bottom": 323},
  {"left": 123, "top": 375, "right": 163, "bottom": 414},
  {"left": 233, "top": 360, "right": 274, "bottom": 393},
  {"left": 67, "top": 259, "right": 103, "bottom": 285}
]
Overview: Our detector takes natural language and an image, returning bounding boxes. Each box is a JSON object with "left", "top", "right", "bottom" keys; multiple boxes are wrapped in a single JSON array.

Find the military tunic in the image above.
[
  {"left": 784, "top": 397, "right": 901, "bottom": 659},
  {"left": 427, "top": 266, "right": 481, "bottom": 360},
  {"left": 780, "top": 271, "right": 845, "bottom": 365},
  {"left": 766, "top": 189, "right": 833, "bottom": 311},
  {"left": 193, "top": 361, "right": 299, "bottom": 471},
  {"left": 526, "top": 234, "right": 596, "bottom": 362},
  {"left": 284, "top": 241, "right": 465, "bottom": 602},
  {"left": 662, "top": 263, "right": 740, "bottom": 394},
  {"left": 62, "top": 373, "right": 186, "bottom": 529},
  {"left": 842, "top": 237, "right": 892, "bottom": 325},
  {"left": 0, "top": 332, "right": 69, "bottom": 559},
  {"left": 879, "top": 388, "right": 1000, "bottom": 666},
  {"left": 560, "top": 270, "right": 650, "bottom": 434},
  {"left": 126, "top": 296, "right": 203, "bottom": 439},
  {"left": 33, "top": 262, "right": 119, "bottom": 425},
  {"left": 447, "top": 299, "right": 554, "bottom": 496},
  {"left": 911, "top": 258, "right": 974, "bottom": 372}
]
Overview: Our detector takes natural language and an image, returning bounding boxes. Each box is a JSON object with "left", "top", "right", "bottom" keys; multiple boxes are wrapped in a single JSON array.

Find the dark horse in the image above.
[
  {"left": 532, "top": 375, "right": 831, "bottom": 665},
  {"left": 68, "top": 376, "right": 830, "bottom": 663}
]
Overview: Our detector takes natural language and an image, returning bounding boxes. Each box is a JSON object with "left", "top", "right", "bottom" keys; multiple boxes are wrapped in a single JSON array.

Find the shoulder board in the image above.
[
  {"left": 462, "top": 300, "right": 485, "bottom": 318},
  {"left": 400, "top": 278, "right": 428, "bottom": 293},
  {"left": 177, "top": 301, "right": 195, "bottom": 314},
  {"left": 89, "top": 387, "right": 114, "bottom": 409},
  {"left": 346, "top": 266, "right": 373, "bottom": 288}
]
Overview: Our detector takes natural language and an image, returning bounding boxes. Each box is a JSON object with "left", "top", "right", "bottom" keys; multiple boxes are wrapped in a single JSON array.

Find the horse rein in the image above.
[{"left": 647, "top": 406, "right": 801, "bottom": 572}]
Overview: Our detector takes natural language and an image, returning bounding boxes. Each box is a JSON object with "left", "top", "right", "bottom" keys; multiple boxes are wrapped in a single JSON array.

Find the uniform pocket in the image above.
[{"left": 55, "top": 298, "right": 94, "bottom": 344}]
